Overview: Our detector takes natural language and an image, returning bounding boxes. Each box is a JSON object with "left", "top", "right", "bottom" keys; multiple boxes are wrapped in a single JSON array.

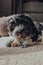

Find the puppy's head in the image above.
[{"left": 8, "top": 14, "right": 42, "bottom": 43}]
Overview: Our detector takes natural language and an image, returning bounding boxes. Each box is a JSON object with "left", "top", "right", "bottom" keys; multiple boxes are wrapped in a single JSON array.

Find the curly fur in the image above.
[{"left": 8, "top": 13, "right": 42, "bottom": 48}]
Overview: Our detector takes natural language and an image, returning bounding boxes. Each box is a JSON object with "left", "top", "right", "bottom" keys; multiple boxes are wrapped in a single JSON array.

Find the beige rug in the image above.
[{"left": 0, "top": 45, "right": 43, "bottom": 65}]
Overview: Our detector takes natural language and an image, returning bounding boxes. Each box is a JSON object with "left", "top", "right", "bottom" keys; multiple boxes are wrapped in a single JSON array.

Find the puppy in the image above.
[{"left": 8, "top": 13, "right": 42, "bottom": 48}]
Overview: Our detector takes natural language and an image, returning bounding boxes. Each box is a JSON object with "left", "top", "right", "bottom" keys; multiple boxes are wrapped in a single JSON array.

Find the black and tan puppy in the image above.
[{"left": 8, "top": 13, "right": 42, "bottom": 48}]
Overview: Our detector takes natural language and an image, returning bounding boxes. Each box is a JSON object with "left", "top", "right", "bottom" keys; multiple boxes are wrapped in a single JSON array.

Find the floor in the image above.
[
  {"left": 0, "top": 36, "right": 43, "bottom": 65},
  {"left": 0, "top": 44, "right": 43, "bottom": 65}
]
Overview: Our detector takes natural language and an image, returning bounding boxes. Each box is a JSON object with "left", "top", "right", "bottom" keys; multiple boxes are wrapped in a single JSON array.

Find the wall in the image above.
[
  {"left": 0, "top": 0, "right": 11, "bottom": 16},
  {"left": 23, "top": 2, "right": 43, "bottom": 21}
]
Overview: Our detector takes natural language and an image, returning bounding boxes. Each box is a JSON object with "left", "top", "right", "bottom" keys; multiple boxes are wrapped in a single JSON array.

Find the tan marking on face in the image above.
[{"left": 11, "top": 42, "right": 18, "bottom": 47}]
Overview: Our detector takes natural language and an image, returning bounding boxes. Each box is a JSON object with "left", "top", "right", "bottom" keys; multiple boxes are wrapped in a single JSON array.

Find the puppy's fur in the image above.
[{"left": 8, "top": 13, "right": 42, "bottom": 48}]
